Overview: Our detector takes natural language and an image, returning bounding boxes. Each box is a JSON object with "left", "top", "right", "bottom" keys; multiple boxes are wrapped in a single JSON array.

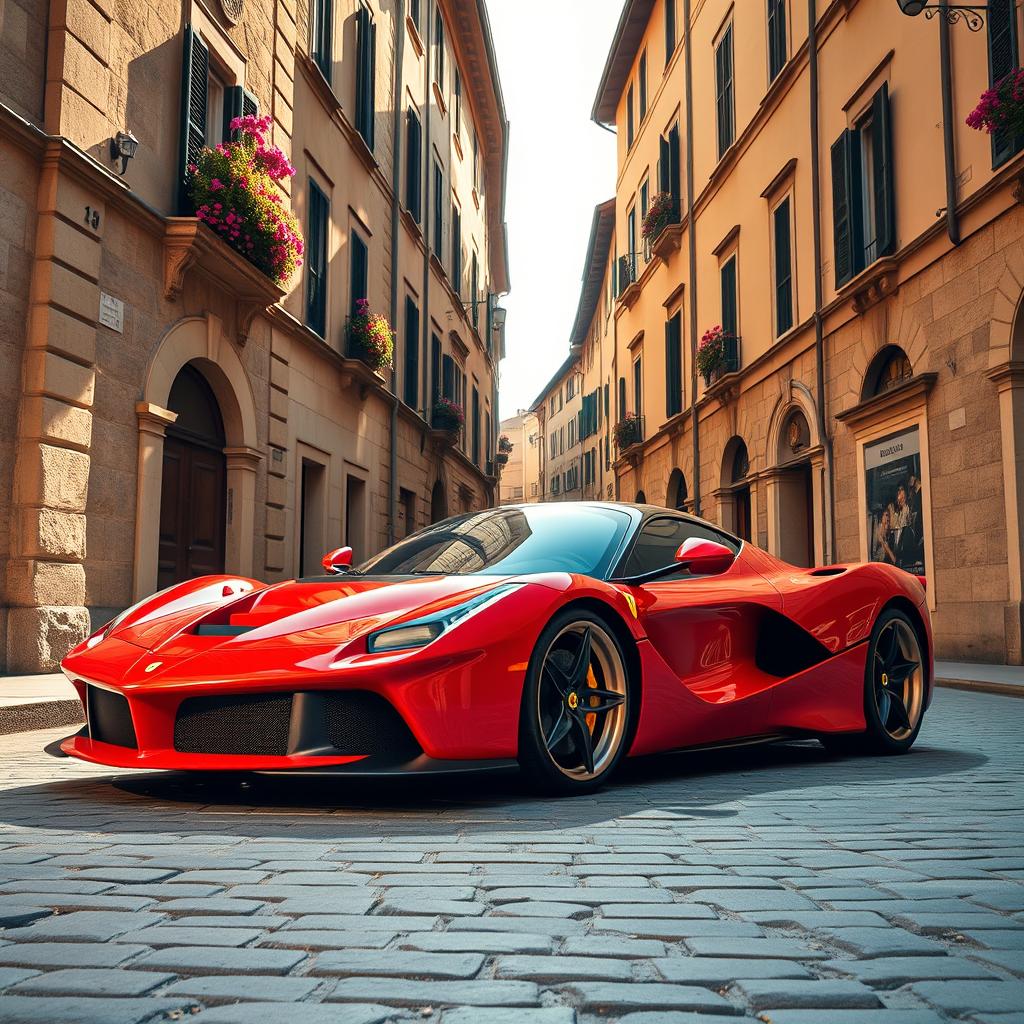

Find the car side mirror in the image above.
[
  {"left": 322, "top": 546, "right": 354, "bottom": 574},
  {"left": 675, "top": 538, "right": 735, "bottom": 576}
]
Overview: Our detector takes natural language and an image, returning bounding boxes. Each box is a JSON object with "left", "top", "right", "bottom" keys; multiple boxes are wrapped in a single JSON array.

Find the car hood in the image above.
[{"left": 114, "top": 574, "right": 517, "bottom": 654}]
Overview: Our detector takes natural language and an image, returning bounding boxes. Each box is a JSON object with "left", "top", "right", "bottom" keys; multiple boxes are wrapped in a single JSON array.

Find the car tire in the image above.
[
  {"left": 517, "top": 608, "right": 637, "bottom": 796},
  {"left": 821, "top": 607, "right": 927, "bottom": 757}
]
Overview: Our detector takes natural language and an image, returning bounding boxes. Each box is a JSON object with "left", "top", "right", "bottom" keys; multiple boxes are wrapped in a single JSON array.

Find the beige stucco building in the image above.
[
  {"left": 535, "top": 0, "right": 1023, "bottom": 664},
  {"left": 532, "top": 352, "right": 584, "bottom": 501},
  {"left": 0, "top": 0, "right": 510, "bottom": 672},
  {"left": 498, "top": 409, "right": 541, "bottom": 505}
]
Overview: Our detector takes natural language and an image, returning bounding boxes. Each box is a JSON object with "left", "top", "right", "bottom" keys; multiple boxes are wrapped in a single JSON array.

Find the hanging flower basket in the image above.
[
  {"left": 432, "top": 397, "right": 464, "bottom": 433},
  {"left": 495, "top": 451, "right": 509, "bottom": 466},
  {"left": 697, "top": 325, "right": 736, "bottom": 385},
  {"left": 187, "top": 114, "right": 304, "bottom": 287},
  {"left": 497, "top": 434, "right": 514, "bottom": 454},
  {"left": 967, "top": 68, "right": 1024, "bottom": 140},
  {"left": 348, "top": 300, "right": 395, "bottom": 373},
  {"left": 614, "top": 413, "right": 642, "bottom": 449},
  {"left": 642, "top": 192, "right": 676, "bottom": 242}
]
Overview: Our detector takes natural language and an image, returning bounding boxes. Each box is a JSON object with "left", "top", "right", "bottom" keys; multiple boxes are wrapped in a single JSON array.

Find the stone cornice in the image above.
[
  {"left": 834, "top": 373, "right": 938, "bottom": 429},
  {"left": 985, "top": 361, "right": 1024, "bottom": 393}
]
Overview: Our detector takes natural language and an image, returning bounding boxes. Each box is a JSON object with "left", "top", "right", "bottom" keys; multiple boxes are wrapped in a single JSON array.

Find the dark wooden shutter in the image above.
[
  {"left": 720, "top": 257, "right": 737, "bottom": 338},
  {"left": 668, "top": 124, "right": 681, "bottom": 201},
  {"left": 768, "top": 0, "right": 786, "bottom": 81},
  {"left": 988, "top": 0, "right": 1021, "bottom": 165},
  {"left": 442, "top": 354, "right": 455, "bottom": 401},
  {"left": 774, "top": 198, "right": 793, "bottom": 336},
  {"left": 433, "top": 162, "right": 444, "bottom": 257},
  {"left": 224, "top": 85, "right": 258, "bottom": 141},
  {"left": 633, "top": 358, "right": 643, "bottom": 417},
  {"left": 355, "top": 7, "right": 375, "bottom": 149},
  {"left": 831, "top": 131, "right": 855, "bottom": 288},
  {"left": 471, "top": 253, "right": 479, "bottom": 328},
  {"left": 658, "top": 134, "right": 670, "bottom": 194},
  {"left": 312, "top": 0, "right": 333, "bottom": 83},
  {"left": 179, "top": 25, "right": 208, "bottom": 213},
  {"left": 871, "top": 83, "right": 895, "bottom": 259},
  {"left": 665, "top": 0, "right": 676, "bottom": 65},
  {"left": 472, "top": 387, "right": 480, "bottom": 464},
  {"left": 406, "top": 109, "right": 421, "bottom": 222},
  {"left": 715, "top": 26, "right": 734, "bottom": 157},
  {"left": 350, "top": 232, "right": 368, "bottom": 319},
  {"left": 404, "top": 298, "right": 419, "bottom": 408},
  {"left": 665, "top": 313, "right": 682, "bottom": 418},
  {"left": 431, "top": 334, "right": 442, "bottom": 403},
  {"left": 452, "top": 205, "right": 462, "bottom": 292},
  {"left": 306, "top": 181, "right": 328, "bottom": 337},
  {"left": 639, "top": 51, "right": 648, "bottom": 121},
  {"left": 627, "top": 84, "right": 635, "bottom": 148},
  {"left": 618, "top": 376, "right": 626, "bottom": 419}
]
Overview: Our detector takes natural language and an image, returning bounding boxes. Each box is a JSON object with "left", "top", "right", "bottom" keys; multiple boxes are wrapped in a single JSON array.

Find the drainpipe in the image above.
[
  {"left": 939, "top": 0, "right": 960, "bottom": 246},
  {"left": 808, "top": 0, "right": 834, "bottom": 564},
  {"left": 683, "top": 0, "right": 700, "bottom": 517},
  {"left": 387, "top": 0, "right": 406, "bottom": 545}
]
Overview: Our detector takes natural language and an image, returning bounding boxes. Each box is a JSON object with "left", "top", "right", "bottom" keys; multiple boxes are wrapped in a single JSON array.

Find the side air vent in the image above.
[
  {"left": 87, "top": 686, "right": 138, "bottom": 748},
  {"left": 755, "top": 609, "right": 835, "bottom": 677},
  {"left": 808, "top": 567, "right": 846, "bottom": 577}
]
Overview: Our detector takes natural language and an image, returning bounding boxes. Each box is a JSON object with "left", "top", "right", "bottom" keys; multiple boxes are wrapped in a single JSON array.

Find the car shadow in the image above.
[{"left": 3, "top": 735, "right": 987, "bottom": 841}]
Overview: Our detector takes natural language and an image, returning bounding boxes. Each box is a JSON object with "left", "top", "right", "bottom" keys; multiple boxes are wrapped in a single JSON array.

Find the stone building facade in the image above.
[
  {"left": 0, "top": 0, "right": 509, "bottom": 672},
  {"left": 497, "top": 409, "right": 541, "bottom": 505},
  {"left": 536, "top": 0, "right": 1023, "bottom": 663},
  {"left": 531, "top": 353, "right": 583, "bottom": 502}
]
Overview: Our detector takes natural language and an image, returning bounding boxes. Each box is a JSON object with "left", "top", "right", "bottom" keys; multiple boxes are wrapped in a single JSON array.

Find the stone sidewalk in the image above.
[{"left": 0, "top": 686, "right": 1022, "bottom": 1023}]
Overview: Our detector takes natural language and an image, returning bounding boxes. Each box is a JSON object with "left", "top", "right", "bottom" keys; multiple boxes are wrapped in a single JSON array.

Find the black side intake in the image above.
[{"left": 87, "top": 686, "right": 138, "bottom": 748}]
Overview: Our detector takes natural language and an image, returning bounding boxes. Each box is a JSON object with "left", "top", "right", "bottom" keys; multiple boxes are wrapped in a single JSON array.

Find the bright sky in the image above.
[{"left": 488, "top": 0, "right": 622, "bottom": 420}]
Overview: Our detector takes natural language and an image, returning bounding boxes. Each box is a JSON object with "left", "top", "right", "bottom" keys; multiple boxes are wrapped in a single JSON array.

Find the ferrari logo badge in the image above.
[
  {"left": 568, "top": 692, "right": 579, "bottom": 710},
  {"left": 145, "top": 662, "right": 162, "bottom": 673},
  {"left": 623, "top": 592, "right": 637, "bottom": 619}
]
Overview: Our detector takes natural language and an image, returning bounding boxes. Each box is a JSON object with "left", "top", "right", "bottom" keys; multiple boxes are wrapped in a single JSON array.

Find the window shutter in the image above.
[
  {"left": 350, "top": 232, "right": 368, "bottom": 318},
  {"left": 442, "top": 354, "right": 455, "bottom": 401},
  {"left": 224, "top": 85, "right": 259, "bottom": 140},
  {"left": 404, "top": 298, "right": 419, "bottom": 408},
  {"left": 368, "top": 20, "right": 377, "bottom": 149},
  {"left": 665, "top": 0, "right": 676, "bottom": 65},
  {"left": 472, "top": 388, "right": 480, "bottom": 464},
  {"left": 179, "top": 25, "right": 208, "bottom": 213},
  {"left": 658, "top": 134, "right": 670, "bottom": 194},
  {"left": 668, "top": 124, "right": 681, "bottom": 201},
  {"left": 831, "top": 131, "right": 855, "bottom": 288},
  {"left": 306, "top": 181, "right": 328, "bottom": 337},
  {"left": 431, "top": 335, "right": 442, "bottom": 403},
  {"left": 312, "top": 0, "right": 333, "bottom": 83},
  {"left": 406, "top": 109, "right": 421, "bottom": 221},
  {"left": 355, "top": 7, "right": 375, "bottom": 148},
  {"left": 987, "top": 0, "right": 1021, "bottom": 165},
  {"left": 871, "top": 83, "right": 895, "bottom": 259},
  {"left": 720, "top": 258, "right": 737, "bottom": 339},
  {"left": 618, "top": 376, "right": 626, "bottom": 419},
  {"left": 768, "top": 0, "right": 786, "bottom": 81},
  {"left": 774, "top": 199, "right": 793, "bottom": 336},
  {"left": 665, "top": 314, "right": 682, "bottom": 418}
]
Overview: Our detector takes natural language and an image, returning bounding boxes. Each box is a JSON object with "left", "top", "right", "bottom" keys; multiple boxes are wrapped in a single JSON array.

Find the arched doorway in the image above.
[
  {"left": 666, "top": 468, "right": 688, "bottom": 511},
  {"left": 635, "top": 490, "right": 647, "bottom": 504},
  {"left": 158, "top": 364, "right": 227, "bottom": 588},
  {"left": 726, "top": 439, "right": 752, "bottom": 541},
  {"left": 774, "top": 408, "right": 814, "bottom": 567},
  {"left": 430, "top": 479, "right": 448, "bottom": 523}
]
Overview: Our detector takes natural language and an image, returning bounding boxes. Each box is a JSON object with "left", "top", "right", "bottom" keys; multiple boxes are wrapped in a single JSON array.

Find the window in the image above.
[
  {"left": 431, "top": 333, "right": 442, "bottom": 402},
  {"left": 866, "top": 345, "right": 913, "bottom": 397},
  {"left": 641, "top": 178, "right": 650, "bottom": 220},
  {"left": 405, "top": 109, "right": 422, "bottom": 222},
  {"left": 621, "top": 516, "right": 739, "bottom": 579},
  {"left": 404, "top": 297, "right": 419, "bottom": 409},
  {"left": 658, "top": 123, "right": 681, "bottom": 205},
  {"left": 773, "top": 197, "right": 793, "bottom": 336},
  {"left": 355, "top": 5, "right": 376, "bottom": 149},
  {"left": 205, "top": 65, "right": 226, "bottom": 147},
  {"left": 567, "top": 375, "right": 576, "bottom": 400},
  {"left": 471, "top": 252, "right": 479, "bottom": 329},
  {"left": 434, "top": 6, "right": 445, "bottom": 89},
  {"left": 626, "top": 83, "right": 635, "bottom": 148},
  {"left": 715, "top": 23, "right": 735, "bottom": 158},
  {"left": 306, "top": 180, "right": 329, "bottom": 337},
  {"left": 433, "top": 160, "right": 444, "bottom": 258},
  {"left": 568, "top": 417, "right": 576, "bottom": 448},
  {"left": 618, "top": 376, "right": 627, "bottom": 418},
  {"left": 454, "top": 66, "right": 462, "bottom": 136},
  {"left": 350, "top": 230, "right": 368, "bottom": 318},
  {"left": 451, "top": 203, "right": 462, "bottom": 291},
  {"left": 831, "top": 84, "right": 894, "bottom": 288},
  {"left": 633, "top": 355, "right": 643, "bottom": 416},
  {"left": 767, "top": 0, "right": 787, "bottom": 82},
  {"left": 665, "top": 311, "right": 683, "bottom": 418},
  {"left": 441, "top": 352, "right": 455, "bottom": 400},
  {"left": 720, "top": 255, "right": 738, "bottom": 339},
  {"left": 472, "top": 386, "right": 480, "bottom": 464},
  {"left": 665, "top": 0, "right": 676, "bottom": 65},
  {"left": 310, "top": 0, "right": 333, "bottom": 82},
  {"left": 987, "top": 0, "right": 1022, "bottom": 165},
  {"left": 639, "top": 50, "right": 648, "bottom": 122},
  {"left": 410, "top": 0, "right": 421, "bottom": 31}
]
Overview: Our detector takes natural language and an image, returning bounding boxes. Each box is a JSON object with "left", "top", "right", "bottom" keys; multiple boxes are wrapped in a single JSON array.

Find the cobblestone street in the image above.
[{"left": 0, "top": 686, "right": 1022, "bottom": 1024}]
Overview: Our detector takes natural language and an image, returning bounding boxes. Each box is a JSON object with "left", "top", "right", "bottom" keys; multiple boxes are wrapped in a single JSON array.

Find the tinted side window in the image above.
[{"left": 622, "top": 517, "right": 738, "bottom": 578}]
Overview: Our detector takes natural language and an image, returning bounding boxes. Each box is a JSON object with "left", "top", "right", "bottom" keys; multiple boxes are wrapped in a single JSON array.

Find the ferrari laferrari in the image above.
[{"left": 57, "top": 502, "right": 932, "bottom": 793}]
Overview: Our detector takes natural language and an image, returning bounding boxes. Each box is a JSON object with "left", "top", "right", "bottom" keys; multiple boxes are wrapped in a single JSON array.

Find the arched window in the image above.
[
  {"left": 635, "top": 490, "right": 647, "bottom": 504},
  {"left": 731, "top": 440, "right": 749, "bottom": 483},
  {"left": 666, "top": 468, "right": 688, "bottom": 511},
  {"left": 864, "top": 345, "right": 912, "bottom": 398}
]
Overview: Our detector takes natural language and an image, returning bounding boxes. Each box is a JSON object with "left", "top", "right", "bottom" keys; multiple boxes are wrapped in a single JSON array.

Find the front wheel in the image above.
[
  {"left": 821, "top": 607, "right": 926, "bottom": 756},
  {"left": 518, "top": 610, "right": 635, "bottom": 795}
]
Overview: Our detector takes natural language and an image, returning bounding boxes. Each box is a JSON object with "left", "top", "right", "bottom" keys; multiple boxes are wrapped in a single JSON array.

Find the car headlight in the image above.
[{"left": 366, "top": 584, "right": 520, "bottom": 654}]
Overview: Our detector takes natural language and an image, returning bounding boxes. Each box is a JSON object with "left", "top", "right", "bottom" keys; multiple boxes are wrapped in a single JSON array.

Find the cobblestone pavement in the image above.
[{"left": 1, "top": 686, "right": 1023, "bottom": 1024}]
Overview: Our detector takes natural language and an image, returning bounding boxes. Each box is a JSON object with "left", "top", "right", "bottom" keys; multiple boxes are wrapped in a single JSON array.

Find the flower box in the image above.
[
  {"left": 347, "top": 301, "right": 395, "bottom": 374},
  {"left": 698, "top": 327, "right": 740, "bottom": 386},
  {"left": 432, "top": 398, "right": 464, "bottom": 435},
  {"left": 967, "top": 68, "right": 1024, "bottom": 141},
  {"left": 614, "top": 414, "right": 643, "bottom": 450}
]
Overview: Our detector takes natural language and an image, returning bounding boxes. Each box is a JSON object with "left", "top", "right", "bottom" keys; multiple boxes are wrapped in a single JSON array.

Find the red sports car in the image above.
[{"left": 57, "top": 502, "right": 932, "bottom": 794}]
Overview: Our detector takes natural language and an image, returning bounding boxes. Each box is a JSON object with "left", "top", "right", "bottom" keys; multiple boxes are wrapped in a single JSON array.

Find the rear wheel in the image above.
[
  {"left": 822, "top": 607, "right": 926, "bottom": 756},
  {"left": 518, "top": 609, "right": 635, "bottom": 795}
]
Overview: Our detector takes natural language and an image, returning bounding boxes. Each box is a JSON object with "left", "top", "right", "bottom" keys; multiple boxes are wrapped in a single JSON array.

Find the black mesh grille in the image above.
[
  {"left": 322, "top": 691, "right": 421, "bottom": 758},
  {"left": 174, "top": 693, "right": 293, "bottom": 754},
  {"left": 87, "top": 686, "right": 137, "bottom": 748}
]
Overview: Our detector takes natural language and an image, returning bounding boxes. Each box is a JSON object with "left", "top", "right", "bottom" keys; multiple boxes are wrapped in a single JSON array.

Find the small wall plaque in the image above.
[{"left": 99, "top": 292, "right": 124, "bottom": 333}]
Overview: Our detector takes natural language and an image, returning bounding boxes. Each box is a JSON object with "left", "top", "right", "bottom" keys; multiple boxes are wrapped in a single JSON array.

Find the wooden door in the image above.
[{"left": 158, "top": 435, "right": 227, "bottom": 589}]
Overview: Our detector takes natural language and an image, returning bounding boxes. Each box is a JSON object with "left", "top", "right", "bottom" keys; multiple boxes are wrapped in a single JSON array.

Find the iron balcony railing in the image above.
[
  {"left": 703, "top": 335, "right": 742, "bottom": 386},
  {"left": 616, "top": 253, "right": 639, "bottom": 298}
]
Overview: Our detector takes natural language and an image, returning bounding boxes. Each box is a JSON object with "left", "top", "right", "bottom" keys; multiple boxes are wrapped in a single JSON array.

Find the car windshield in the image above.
[{"left": 355, "top": 505, "right": 633, "bottom": 578}]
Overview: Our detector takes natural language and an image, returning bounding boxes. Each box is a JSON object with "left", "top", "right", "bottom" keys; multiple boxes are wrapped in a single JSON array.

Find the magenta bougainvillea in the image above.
[
  {"left": 433, "top": 397, "right": 465, "bottom": 431},
  {"left": 642, "top": 192, "right": 676, "bottom": 241},
  {"left": 187, "top": 114, "right": 304, "bottom": 287},
  {"left": 697, "top": 325, "right": 731, "bottom": 380},
  {"left": 349, "top": 299, "right": 395, "bottom": 373},
  {"left": 966, "top": 68, "right": 1024, "bottom": 139}
]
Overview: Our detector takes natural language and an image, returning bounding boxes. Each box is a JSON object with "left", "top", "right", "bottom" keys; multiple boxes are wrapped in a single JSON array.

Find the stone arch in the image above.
[
  {"left": 764, "top": 380, "right": 820, "bottom": 469},
  {"left": 666, "top": 468, "right": 688, "bottom": 511},
  {"left": 133, "top": 314, "right": 262, "bottom": 600},
  {"left": 988, "top": 248, "right": 1024, "bottom": 369}
]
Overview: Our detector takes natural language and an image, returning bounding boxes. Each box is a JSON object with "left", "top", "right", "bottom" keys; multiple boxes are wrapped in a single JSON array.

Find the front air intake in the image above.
[
  {"left": 87, "top": 686, "right": 138, "bottom": 748},
  {"left": 174, "top": 693, "right": 292, "bottom": 754}
]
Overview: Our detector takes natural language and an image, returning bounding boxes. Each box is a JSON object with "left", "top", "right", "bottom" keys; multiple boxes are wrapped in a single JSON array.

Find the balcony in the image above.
[
  {"left": 703, "top": 335, "right": 742, "bottom": 404},
  {"left": 645, "top": 197, "right": 684, "bottom": 262},
  {"left": 616, "top": 253, "right": 641, "bottom": 309}
]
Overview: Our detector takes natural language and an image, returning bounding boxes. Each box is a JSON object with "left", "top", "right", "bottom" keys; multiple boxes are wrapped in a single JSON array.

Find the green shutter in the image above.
[
  {"left": 355, "top": 7, "right": 375, "bottom": 148},
  {"left": 831, "top": 131, "right": 855, "bottom": 287},
  {"left": 406, "top": 109, "right": 421, "bottom": 221},
  {"left": 665, "top": 313, "right": 682, "bottom": 418},
  {"left": 179, "top": 25, "right": 208, "bottom": 213},
  {"left": 312, "top": 0, "right": 333, "bottom": 83},
  {"left": 224, "top": 86, "right": 259, "bottom": 141},
  {"left": 720, "top": 259, "right": 737, "bottom": 339},
  {"left": 306, "top": 180, "right": 328, "bottom": 337},
  {"left": 988, "top": 0, "right": 1021, "bottom": 165},
  {"left": 350, "top": 232, "right": 368, "bottom": 318},
  {"left": 774, "top": 199, "right": 793, "bottom": 336},
  {"left": 871, "top": 84, "right": 895, "bottom": 259},
  {"left": 404, "top": 298, "right": 419, "bottom": 408}
]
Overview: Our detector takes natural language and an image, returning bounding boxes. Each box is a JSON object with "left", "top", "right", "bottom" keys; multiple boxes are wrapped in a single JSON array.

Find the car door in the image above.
[{"left": 621, "top": 516, "right": 783, "bottom": 707}]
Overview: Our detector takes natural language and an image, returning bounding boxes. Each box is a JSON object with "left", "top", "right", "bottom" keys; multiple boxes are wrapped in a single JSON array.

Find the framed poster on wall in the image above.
[{"left": 864, "top": 427, "right": 926, "bottom": 576}]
